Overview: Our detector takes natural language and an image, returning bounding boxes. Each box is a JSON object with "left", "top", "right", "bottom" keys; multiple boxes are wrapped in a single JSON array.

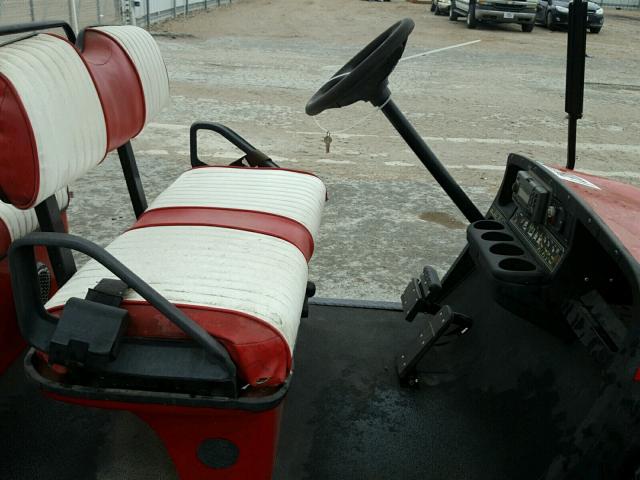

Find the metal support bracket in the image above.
[
  {"left": 117, "top": 142, "right": 148, "bottom": 219},
  {"left": 396, "top": 305, "right": 472, "bottom": 386}
]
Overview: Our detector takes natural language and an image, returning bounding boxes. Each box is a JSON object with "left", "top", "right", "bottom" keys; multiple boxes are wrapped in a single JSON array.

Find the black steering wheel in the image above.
[{"left": 305, "top": 18, "right": 415, "bottom": 116}]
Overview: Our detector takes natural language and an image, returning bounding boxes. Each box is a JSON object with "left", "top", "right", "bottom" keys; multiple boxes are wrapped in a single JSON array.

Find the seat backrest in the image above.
[
  {"left": 0, "top": 34, "right": 107, "bottom": 209},
  {"left": 80, "top": 26, "right": 170, "bottom": 150},
  {"left": 0, "top": 27, "right": 170, "bottom": 212}
]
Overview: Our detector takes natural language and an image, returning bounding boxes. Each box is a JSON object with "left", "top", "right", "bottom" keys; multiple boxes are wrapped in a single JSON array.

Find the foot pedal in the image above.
[
  {"left": 396, "top": 305, "right": 472, "bottom": 386},
  {"left": 400, "top": 266, "right": 442, "bottom": 321}
]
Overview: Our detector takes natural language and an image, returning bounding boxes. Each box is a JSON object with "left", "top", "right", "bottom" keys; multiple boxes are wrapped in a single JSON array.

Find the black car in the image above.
[{"left": 535, "top": 0, "right": 604, "bottom": 33}]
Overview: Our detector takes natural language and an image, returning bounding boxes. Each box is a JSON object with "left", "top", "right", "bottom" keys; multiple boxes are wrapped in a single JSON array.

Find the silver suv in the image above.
[{"left": 449, "top": 0, "right": 538, "bottom": 32}]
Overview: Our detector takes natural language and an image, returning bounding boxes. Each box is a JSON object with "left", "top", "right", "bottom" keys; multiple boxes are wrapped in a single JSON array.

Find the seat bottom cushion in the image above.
[
  {"left": 45, "top": 225, "right": 309, "bottom": 386},
  {"left": 147, "top": 166, "right": 327, "bottom": 255}
]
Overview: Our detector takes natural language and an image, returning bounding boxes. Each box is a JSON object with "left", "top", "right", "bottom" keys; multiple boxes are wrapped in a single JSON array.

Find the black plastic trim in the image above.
[
  {"left": 24, "top": 349, "right": 288, "bottom": 411},
  {"left": 117, "top": 142, "right": 148, "bottom": 219},
  {"left": 34, "top": 195, "right": 77, "bottom": 285}
]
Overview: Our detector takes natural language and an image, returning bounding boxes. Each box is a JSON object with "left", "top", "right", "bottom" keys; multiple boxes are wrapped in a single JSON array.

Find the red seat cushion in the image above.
[{"left": 80, "top": 29, "right": 146, "bottom": 151}]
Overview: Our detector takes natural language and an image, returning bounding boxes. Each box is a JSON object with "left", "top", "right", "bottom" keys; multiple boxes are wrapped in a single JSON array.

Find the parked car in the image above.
[
  {"left": 535, "top": 0, "right": 604, "bottom": 33},
  {"left": 449, "top": 0, "right": 538, "bottom": 32},
  {"left": 431, "top": 0, "right": 451, "bottom": 15}
]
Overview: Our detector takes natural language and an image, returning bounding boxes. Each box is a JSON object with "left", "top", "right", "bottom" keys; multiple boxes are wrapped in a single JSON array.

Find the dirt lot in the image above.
[{"left": 68, "top": 0, "right": 640, "bottom": 302}]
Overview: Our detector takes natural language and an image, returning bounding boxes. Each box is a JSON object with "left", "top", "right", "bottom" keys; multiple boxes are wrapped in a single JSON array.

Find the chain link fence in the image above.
[
  {"left": 0, "top": 1, "right": 122, "bottom": 29},
  {"left": 133, "top": 0, "right": 232, "bottom": 28},
  {"left": 0, "top": 0, "right": 232, "bottom": 32}
]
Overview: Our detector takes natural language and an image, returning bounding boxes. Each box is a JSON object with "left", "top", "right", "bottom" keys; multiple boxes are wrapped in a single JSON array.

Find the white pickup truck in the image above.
[{"left": 449, "top": 0, "right": 538, "bottom": 32}]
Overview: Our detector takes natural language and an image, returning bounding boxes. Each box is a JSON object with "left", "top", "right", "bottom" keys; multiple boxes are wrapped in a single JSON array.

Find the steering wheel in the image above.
[{"left": 305, "top": 18, "right": 415, "bottom": 116}]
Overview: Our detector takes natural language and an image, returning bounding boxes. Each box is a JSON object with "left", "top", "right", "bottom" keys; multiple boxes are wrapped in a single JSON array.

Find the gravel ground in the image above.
[{"left": 67, "top": 0, "right": 640, "bottom": 302}]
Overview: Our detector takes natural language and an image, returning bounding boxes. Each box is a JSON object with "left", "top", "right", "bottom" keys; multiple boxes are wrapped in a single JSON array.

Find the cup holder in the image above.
[
  {"left": 473, "top": 220, "right": 504, "bottom": 230},
  {"left": 468, "top": 218, "right": 545, "bottom": 283},
  {"left": 498, "top": 258, "right": 536, "bottom": 272},
  {"left": 481, "top": 232, "right": 513, "bottom": 242},
  {"left": 490, "top": 243, "right": 524, "bottom": 256}
]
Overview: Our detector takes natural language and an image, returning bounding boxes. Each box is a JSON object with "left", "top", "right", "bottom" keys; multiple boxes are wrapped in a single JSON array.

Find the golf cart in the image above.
[{"left": 0, "top": 6, "right": 638, "bottom": 480}]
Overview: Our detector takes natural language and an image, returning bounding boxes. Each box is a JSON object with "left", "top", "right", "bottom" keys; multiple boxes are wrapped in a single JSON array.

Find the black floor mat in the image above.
[{"left": 0, "top": 300, "right": 598, "bottom": 479}]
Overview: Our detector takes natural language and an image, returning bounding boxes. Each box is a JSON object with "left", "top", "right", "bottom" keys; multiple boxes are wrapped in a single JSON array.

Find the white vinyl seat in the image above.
[
  {"left": 0, "top": 30, "right": 326, "bottom": 389},
  {"left": 45, "top": 225, "right": 308, "bottom": 386},
  {"left": 148, "top": 167, "right": 327, "bottom": 242}
]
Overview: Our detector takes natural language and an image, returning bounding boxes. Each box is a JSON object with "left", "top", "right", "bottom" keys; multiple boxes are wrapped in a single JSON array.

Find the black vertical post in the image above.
[
  {"left": 565, "top": 0, "right": 587, "bottom": 170},
  {"left": 145, "top": 0, "right": 151, "bottom": 28},
  {"left": 117, "top": 142, "right": 148, "bottom": 219},
  {"left": 35, "top": 196, "right": 77, "bottom": 285}
]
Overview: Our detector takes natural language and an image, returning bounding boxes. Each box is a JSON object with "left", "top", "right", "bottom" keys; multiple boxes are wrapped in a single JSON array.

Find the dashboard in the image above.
[{"left": 465, "top": 154, "right": 639, "bottom": 359}]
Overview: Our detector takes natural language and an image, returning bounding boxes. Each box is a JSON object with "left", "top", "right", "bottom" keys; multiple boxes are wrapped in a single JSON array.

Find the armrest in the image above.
[
  {"left": 9, "top": 232, "right": 238, "bottom": 393},
  {"left": 190, "top": 121, "right": 279, "bottom": 168}
]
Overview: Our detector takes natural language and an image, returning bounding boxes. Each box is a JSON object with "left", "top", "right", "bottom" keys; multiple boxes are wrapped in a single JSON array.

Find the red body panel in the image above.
[
  {"left": 554, "top": 166, "right": 640, "bottom": 263},
  {"left": 81, "top": 29, "right": 146, "bottom": 151},
  {"left": 47, "top": 392, "right": 283, "bottom": 480}
]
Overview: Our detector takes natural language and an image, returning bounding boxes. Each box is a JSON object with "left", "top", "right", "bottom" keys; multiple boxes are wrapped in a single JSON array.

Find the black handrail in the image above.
[
  {"left": 190, "top": 121, "right": 278, "bottom": 168},
  {"left": 0, "top": 21, "right": 76, "bottom": 43},
  {"left": 9, "top": 232, "right": 238, "bottom": 383}
]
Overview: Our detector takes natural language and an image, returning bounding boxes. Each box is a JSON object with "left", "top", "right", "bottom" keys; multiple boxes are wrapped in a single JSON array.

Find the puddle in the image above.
[{"left": 419, "top": 211, "right": 466, "bottom": 229}]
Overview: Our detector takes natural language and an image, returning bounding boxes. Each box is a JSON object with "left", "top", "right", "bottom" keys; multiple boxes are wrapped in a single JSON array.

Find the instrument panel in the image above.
[
  {"left": 510, "top": 210, "right": 565, "bottom": 272},
  {"left": 478, "top": 158, "right": 579, "bottom": 283}
]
